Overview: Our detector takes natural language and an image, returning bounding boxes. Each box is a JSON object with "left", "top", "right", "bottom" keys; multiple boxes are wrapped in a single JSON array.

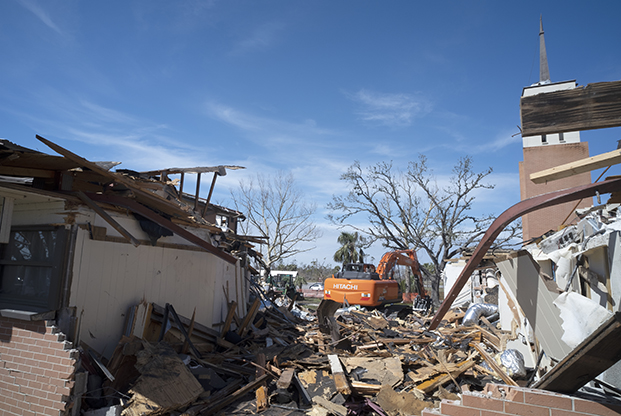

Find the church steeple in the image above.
[{"left": 539, "top": 15, "right": 551, "bottom": 83}]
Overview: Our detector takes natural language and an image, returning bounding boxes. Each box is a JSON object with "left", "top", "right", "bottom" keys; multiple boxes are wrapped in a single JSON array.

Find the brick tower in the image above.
[{"left": 518, "top": 17, "right": 592, "bottom": 241}]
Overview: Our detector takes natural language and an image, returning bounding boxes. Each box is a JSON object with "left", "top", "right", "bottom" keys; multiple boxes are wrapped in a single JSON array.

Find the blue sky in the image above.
[{"left": 1, "top": 1, "right": 620, "bottom": 266}]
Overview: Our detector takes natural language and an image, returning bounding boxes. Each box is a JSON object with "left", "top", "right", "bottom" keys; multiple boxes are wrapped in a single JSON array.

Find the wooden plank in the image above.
[
  {"left": 277, "top": 368, "right": 295, "bottom": 390},
  {"left": 520, "top": 80, "right": 621, "bottom": 136},
  {"left": 199, "top": 373, "right": 271, "bottom": 414},
  {"left": 76, "top": 191, "right": 141, "bottom": 247},
  {"left": 255, "top": 353, "right": 267, "bottom": 412},
  {"left": 328, "top": 354, "right": 352, "bottom": 395},
  {"left": 530, "top": 149, "right": 621, "bottom": 184},
  {"left": 533, "top": 312, "right": 621, "bottom": 394},
  {"left": 470, "top": 342, "right": 518, "bottom": 386},
  {"left": 0, "top": 166, "right": 56, "bottom": 179},
  {"left": 220, "top": 301, "right": 238, "bottom": 336},
  {"left": 237, "top": 298, "right": 260, "bottom": 337},
  {"left": 416, "top": 360, "right": 475, "bottom": 394},
  {"left": 181, "top": 308, "right": 196, "bottom": 354}
]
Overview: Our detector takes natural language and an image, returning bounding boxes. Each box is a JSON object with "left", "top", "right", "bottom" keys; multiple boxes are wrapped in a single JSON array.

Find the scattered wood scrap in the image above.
[{"left": 79, "top": 294, "right": 537, "bottom": 416}]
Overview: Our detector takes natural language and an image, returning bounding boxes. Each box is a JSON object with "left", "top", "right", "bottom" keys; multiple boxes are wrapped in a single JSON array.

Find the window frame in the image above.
[{"left": 0, "top": 225, "right": 70, "bottom": 313}]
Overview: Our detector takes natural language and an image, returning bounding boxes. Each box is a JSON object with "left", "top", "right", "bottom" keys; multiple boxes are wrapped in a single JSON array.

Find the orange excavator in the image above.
[{"left": 322, "top": 249, "right": 429, "bottom": 308}]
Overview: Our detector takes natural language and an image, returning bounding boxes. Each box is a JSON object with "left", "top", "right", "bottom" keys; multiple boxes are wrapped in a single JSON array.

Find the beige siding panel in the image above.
[
  {"left": 69, "top": 228, "right": 237, "bottom": 358},
  {"left": 497, "top": 252, "right": 572, "bottom": 361}
]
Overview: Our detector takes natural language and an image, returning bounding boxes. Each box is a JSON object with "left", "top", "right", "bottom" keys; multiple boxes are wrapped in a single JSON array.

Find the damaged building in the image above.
[{"left": 0, "top": 135, "right": 262, "bottom": 414}]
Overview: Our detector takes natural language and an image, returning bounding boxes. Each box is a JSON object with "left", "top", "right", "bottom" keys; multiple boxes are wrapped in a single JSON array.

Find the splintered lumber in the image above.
[
  {"left": 312, "top": 396, "right": 347, "bottom": 416},
  {"left": 416, "top": 360, "right": 475, "bottom": 394},
  {"left": 76, "top": 190, "right": 141, "bottom": 247},
  {"left": 533, "top": 312, "right": 621, "bottom": 394},
  {"left": 182, "top": 308, "right": 196, "bottom": 354},
  {"left": 351, "top": 381, "right": 382, "bottom": 395},
  {"left": 470, "top": 342, "right": 518, "bottom": 386},
  {"left": 199, "top": 373, "right": 271, "bottom": 414},
  {"left": 238, "top": 298, "right": 260, "bottom": 337},
  {"left": 328, "top": 355, "right": 352, "bottom": 395},
  {"left": 221, "top": 301, "right": 238, "bottom": 336},
  {"left": 277, "top": 368, "right": 295, "bottom": 389},
  {"left": 520, "top": 80, "right": 621, "bottom": 136},
  {"left": 255, "top": 353, "right": 268, "bottom": 412}
]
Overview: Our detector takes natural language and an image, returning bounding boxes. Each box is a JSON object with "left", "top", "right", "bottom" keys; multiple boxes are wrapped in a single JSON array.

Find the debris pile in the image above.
[{"left": 71, "top": 289, "right": 539, "bottom": 416}]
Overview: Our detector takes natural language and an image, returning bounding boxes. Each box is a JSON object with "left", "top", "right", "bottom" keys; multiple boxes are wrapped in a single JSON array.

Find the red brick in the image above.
[
  {"left": 28, "top": 380, "right": 43, "bottom": 391},
  {"left": 506, "top": 387, "right": 525, "bottom": 403},
  {"left": 440, "top": 402, "right": 481, "bottom": 416},
  {"left": 505, "top": 401, "right": 549, "bottom": 416},
  {"left": 462, "top": 394, "right": 505, "bottom": 412},
  {"left": 54, "top": 384, "right": 71, "bottom": 396},
  {"left": 481, "top": 412, "right": 508, "bottom": 416},
  {"left": 32, "top": 353, "right": 47, "bottom": 362},
  {"left": 550, "top": 410, "right": 582, "bottom": 416},
  {"left": 33, "top": 340, "right": 51, "bottom": 348},
  {"left": 8, "top": 405, "right": 23, "bottom": 415},
  {"left": 573, "top": 398, "right": 621, "bottom": 416},
  {"left": 26, "top": 345, "right": 42, "bottom": 353},
  {"left": 14, "top": 363, "right": 33, "bottom": 374},
  {"left": 29, "top": 404, "right": 46, "bottom": 414},
  {"left": 524, "top": 391, "right": 572, "bottom": 410}
]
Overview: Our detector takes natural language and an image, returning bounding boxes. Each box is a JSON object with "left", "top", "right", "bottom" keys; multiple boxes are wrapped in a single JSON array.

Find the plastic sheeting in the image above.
[{"left": 553, "top": 291, "right": 613, "bottom": 349}]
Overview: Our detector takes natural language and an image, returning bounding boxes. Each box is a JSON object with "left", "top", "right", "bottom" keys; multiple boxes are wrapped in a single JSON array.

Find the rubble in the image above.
[{"left": 72, "top": 283, "right": 545, "bottom": 416}]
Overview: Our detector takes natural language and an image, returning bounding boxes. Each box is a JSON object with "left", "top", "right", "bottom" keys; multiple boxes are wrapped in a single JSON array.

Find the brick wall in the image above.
[
  {"left": 0, "top": 316, "right": 78, "bottom": 416},
  {"left": 519, "top": 142, "right": 592, "bottom": 241},
  {"left": 423, "top": 384, "right": 621, "bottom": 416}
]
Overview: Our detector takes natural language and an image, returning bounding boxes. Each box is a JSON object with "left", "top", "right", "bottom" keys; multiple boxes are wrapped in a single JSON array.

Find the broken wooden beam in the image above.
[
  {"left": 237, "top": 298, "right": 260, "bottom": 337},
  {"left": 277, "top": 368, "right": 295, "bottom": 390},
  {"left": 530, "top": 148, "right": 621, "bottom": 184},
  {"left": 328, "top": 354, "right": 352, "bottom": 395},
  {"left": 76, "top": 190, "right": 141, "bottom": 247},
  {"left": 220, "top": 301, "right": 238, "bottom": 336},
  {"left": 470, "top": 342, "right": 518, "bottom": 387},
  {"left": 520, "top": 80, "right": 621, "bottom": 136},
  {"left": 199, "top": 373, "right": 271, "bottom": 414},
  {"left": 533, "top": 312, "right": 621, "bottom": 394}
]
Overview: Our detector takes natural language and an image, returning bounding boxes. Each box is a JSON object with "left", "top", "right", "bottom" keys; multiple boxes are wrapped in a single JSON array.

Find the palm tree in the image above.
[{"left": 333, "top": 232, "right": 365, "bottom": 264}]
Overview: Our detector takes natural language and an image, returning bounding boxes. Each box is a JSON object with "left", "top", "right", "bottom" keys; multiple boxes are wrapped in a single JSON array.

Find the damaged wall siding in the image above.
[
  {"left": 496, "top": 252, "right": 572, "bottom": 361},
  {"left": 0, "top": 317, "right": 76, "bottom": 416},
  {"left": 69, "top": 215, "right": 241, "bottom": 358}
]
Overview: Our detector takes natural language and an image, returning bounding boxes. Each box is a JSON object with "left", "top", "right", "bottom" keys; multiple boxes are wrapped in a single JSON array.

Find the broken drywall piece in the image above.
[
  {"left": 121, "top": 341, "right": 203, "bottom": 416},
  {"left": 554, "top": 291, "right": 613, "bottom": 349},
  {"left": 342, "top": 356, "right": 403, "bottom": 388},
  {"left": 376, "top": 385, "right": 430, "bottom": 416}
]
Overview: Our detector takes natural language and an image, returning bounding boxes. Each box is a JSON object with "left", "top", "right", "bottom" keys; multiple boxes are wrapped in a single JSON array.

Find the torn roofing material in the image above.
[{"left": 0, "top": 136, "right": 249, "bottom": 264}]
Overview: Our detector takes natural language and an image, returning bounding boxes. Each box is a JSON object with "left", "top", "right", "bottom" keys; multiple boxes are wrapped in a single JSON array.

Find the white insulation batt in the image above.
[{"left": 553, "top": 291, "right": 613, "bottom": 349}]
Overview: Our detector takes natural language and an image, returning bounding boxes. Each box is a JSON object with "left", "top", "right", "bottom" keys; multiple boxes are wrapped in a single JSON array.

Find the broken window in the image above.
[{"left": 0, "top": 226, "right": 68, "bottom": 312}]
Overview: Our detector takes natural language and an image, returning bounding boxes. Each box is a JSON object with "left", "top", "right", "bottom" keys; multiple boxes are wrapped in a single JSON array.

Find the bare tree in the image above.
[
  {"left": 327, "top": 155, "right": 519, "bottom": 304},
  {"left": 231, "top": 171, "right": 322, "bottom": 269}
]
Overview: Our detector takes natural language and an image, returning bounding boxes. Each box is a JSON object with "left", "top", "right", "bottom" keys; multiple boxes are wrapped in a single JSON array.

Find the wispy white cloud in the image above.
[
  {"left": 204, "top": 101, "right": 338, "bottom": 146},
  {"left": 347, "top": 89, "right": 432, "bottom": 127},
  {"left": 231, "top": 21, "right": 285, "bottom": 55},
  {"left": 453, "top": 130, "right": 522, "bottom": 154},
  {"left": 18, "top": 0, "right": 62, "bottom": 34}
]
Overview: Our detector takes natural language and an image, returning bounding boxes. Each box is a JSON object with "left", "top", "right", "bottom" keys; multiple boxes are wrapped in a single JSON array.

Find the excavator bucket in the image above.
[{"left": 316, "top": 299, "right": 341, "bottom": 334}]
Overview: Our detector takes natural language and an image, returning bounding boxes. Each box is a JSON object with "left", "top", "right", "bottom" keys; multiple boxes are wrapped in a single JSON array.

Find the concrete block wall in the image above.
[
  {"left": 0, "top": 316, "right": 78, "bottom": 416},
  {"left": 422, "top": 384, "right": 621, "bottom": 416}
]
